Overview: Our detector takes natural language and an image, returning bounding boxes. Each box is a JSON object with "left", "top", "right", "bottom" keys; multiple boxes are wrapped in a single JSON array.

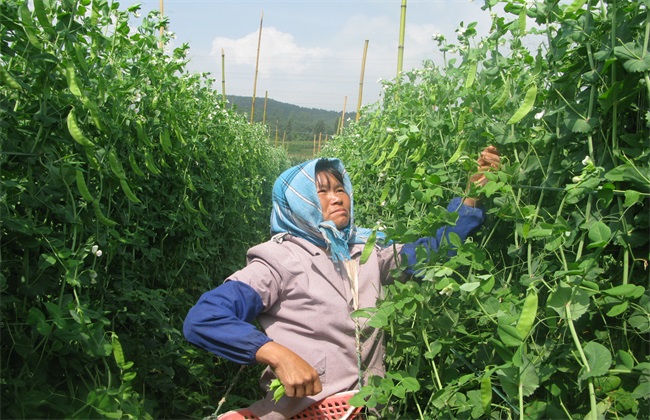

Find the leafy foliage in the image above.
[
  {"left": 324, "top": 0, "right": 649, "bottom": 418},
  {"left": 0, "top": 0, "right": 288, "bottom": 418}
]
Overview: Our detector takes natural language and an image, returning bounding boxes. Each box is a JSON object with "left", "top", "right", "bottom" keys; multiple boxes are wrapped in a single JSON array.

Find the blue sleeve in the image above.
[
  {"left": 183, "top": 280, "right": 272, "bottom": 365},
  {"left": 400, "top": 197, "right": 485, "bottom": 274}
]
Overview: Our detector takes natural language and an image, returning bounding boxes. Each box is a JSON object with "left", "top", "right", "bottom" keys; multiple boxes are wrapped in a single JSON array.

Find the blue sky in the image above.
[{"left": 133, "top": 1, "right": 499, "bottom": 111}]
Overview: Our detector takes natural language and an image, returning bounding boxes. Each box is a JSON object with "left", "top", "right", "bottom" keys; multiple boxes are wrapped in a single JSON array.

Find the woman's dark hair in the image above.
[{"left": 315, "top": 159, "right": 345, "bottom": 185}]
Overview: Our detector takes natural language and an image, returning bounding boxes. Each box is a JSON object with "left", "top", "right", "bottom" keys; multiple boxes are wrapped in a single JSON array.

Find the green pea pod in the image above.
[
  {"left": 198, "top": 198, "right": 209, "bottom": 216},
  {"left": 183, "top": 197, "right": 199, "bottom": 214},
  {"left": 516, "top": 287, "right": 538, "bottom": 338},
  {"left": 108, "top": 149, "right": 127, "bottom": 180},
  {"left": 111, "top": 333, "right": 126, "bottom": 369},
  {"left": 446, "top": 140, "right": 467, "bottom": 165},
  {"left": 457, "top": 108, "right": 467, "bottom": 133},
  {"left": 518, "top": 7, "right": 527, "bottom": 33},
  {"left": 197, "top": 217, "right": 209, "bottom": 232},
  {"left": 481, "top": 372, "right": 492, "bottom": 415},
  {"left": 144, "top": 150, "right": 162, "bottom": 175},
  {"left": 19, "top": 4, "right": 43, "bottom": 49},
  {"left": 507, "top": 84, "right": 537, "bottom": 125},
  {"left": 160, "top": 128, "right": 173, "bottom": 154},
  {"left": 0, "top": 64, "right": 22, "bottom": 90},
  {"left": 269, "top": 379, "right": 285, "bottom": 403},
  {"left": 33, "top": 0, "right": 55, "bottom": 37},
  {"left": 75, "top": 169, "right": 95, "bottom": 202},
  {"left": 128, "top": 152, "right": 146, "bottom": 177},
  {"left": 92, "top": 200, "right": 117, "bottom": 227},
  {"left": 491, "top": 78, "right": 510, "bottom": 110},
  {"left": 66, "top": 64, "right": 83, "bottom": 99},
  {"left": 360, "top": 229, "right": 377, "bottom": 265},
  {"left": 136, "top": 121, "right": 153, "bottom": 147},
  {"left": 464, "top": 60, "right": 477, "bottom": 89},
  {"left": 67, "top": 109, "right": 96, "bottom": 148},
  {"left": 119, "top": 179, "right": 142, "bottom": 204}
]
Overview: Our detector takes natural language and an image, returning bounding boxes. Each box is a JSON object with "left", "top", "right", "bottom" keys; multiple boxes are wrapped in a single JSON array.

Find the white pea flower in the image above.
[
  {"left": 386, "top": 127, "right": 395, "bottom": 133},
  {"left": 439, "top": 284, "right": 454, "bottom": 296},
  {"left": 582, "top": 156, "right": 592, "bottom": 166},
  {"left": 92, "top": 245, "right": 103, "bottom": 257},
  {"left": 572, "top": 176, "right": 582, "bottom": 183},
  {"left": 534, "top": 110, "right": 545, "bottom": 120}
]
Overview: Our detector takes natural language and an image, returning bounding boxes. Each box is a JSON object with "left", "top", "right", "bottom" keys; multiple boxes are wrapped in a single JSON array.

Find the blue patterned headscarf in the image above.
[{"left": 270, "top": 158, "right": 381, "bottom": 262}]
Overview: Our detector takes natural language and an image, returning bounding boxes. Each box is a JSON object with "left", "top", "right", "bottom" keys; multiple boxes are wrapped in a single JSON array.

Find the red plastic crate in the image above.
[{"left": 218, "top": 391, "right": 362, "bottom": 419}]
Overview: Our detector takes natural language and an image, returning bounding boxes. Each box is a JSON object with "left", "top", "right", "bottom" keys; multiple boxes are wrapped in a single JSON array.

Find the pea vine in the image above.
[{"left": 325, "top": 0, "right": 649, "bottom": 418}]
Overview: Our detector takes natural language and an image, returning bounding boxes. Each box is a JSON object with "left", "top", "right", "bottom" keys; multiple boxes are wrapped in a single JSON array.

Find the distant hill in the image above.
[{"left": 225, "top": 95, "right": 357, "bottom": 160}]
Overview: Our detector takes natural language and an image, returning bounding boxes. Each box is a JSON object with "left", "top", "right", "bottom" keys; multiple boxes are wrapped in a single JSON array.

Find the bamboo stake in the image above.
[
  {"left": 159, "top": 0, "right": 164, "bottom": 49},
  {"left": 397, "top": 0, "right": 407, "bottom": 76},
  {"left": 318, "top": 132, "right": 322, "bottom": 154},
  {"left": 221, "top": 48, "right": 226, "bottom": 102},
  {"left": 313, "top": 134, "right": 317, "bottom": 156},
  {"left": 263, "top": 91, "right": 268, "bottom": 125},
  {"left": 338, "top": 96, "right": 348, "bottom": 134},
  {"left": 251, "top": 11, "right": 264, "bottom": 123},
  {"left": 275, "top": 124, "right": 279, "bottom": 147},
  {"left": 356, "top": 40, "right": 369, "bottom": 122}
]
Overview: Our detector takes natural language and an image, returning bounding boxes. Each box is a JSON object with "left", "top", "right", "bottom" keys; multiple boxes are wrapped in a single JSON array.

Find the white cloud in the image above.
[{"left": 211, "top": 27, "right": 329, "bottom": 77}]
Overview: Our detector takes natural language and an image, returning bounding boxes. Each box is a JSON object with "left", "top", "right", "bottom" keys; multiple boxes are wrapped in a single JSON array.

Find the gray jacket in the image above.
[{"left": 228, "top": 234, "right": 401, "bottom": 419}]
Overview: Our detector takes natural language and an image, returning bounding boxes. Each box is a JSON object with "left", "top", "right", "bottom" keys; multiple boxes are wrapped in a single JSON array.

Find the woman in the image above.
[{"left": 184, "top": 147, "right": 500, "bottom": 419}]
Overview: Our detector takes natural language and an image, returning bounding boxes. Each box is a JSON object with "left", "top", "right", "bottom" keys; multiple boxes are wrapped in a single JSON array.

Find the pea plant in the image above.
[
  {"left": 1, "top": 0, "right": 288, "bottom": 418},
  {"left": 325, "top": 0, "right": 649, "bottom": 418}
]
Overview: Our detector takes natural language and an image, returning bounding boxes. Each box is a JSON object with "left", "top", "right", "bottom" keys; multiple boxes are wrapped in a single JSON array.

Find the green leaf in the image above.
[
  {"left": 606, "top": 301, "right": 628, "bottom": 317},
  {"left": 497, "top": 323, "right": 523, "bottom": 347},
  {"left": 564, "top": 0, "right": 587, "bottom": 14},
  {"left": 605, "top": 164, "right": 650, "bottom": 192},
  {"left": 459, "top": 282, "right": 481, "bottom": 292},
  {"left": 601, "top": 284, "right": 640, "bottom": 297},
  {"left": 580, "top": 342, "right": 612, "bottom": 381},
  {"left": 38, "top": 253, "right": 57, "bottom": 269},
  {"left": 564, "top": 114, "right": 597, "bottom": 133},
  {"left": 548, "top": 283, "right": 590, "bottom": 320},
  {"left": 624, "top": 190, "right": 641, "bottom": 207},
  {"left": 520, "top": 355, "right": 539, "bottom": 397},
  {"left": 587, "top": 221, "right": 611, "bottom": 249}
]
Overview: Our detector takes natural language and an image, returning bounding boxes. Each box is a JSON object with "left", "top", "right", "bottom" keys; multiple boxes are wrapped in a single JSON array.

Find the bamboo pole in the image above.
[
  {"left": 397, "top": 0, "right": 407, "bottom": 76},
  {"left": 356, "top": 40, "right": 369, "bottom": 122},
  {"left": 313, "top": 134, "right": 317, "bottom": 156},
  {"left": 263, "top": 91, "right": 268, "bottom": 125},
  {"left": 318, "top": 132, "right": 322, "bottom": 154},
  {"left": 338, "top": 96, "right": 348, "bottom": 134},
  {"left": 251, "top": 11, "right": 264, "bottom": 123},
  {"left": 221, "top": 48, "right": 226, "bottom": 102},
  {"left": 275, "top": 124, "right": 279, "bottom": 147},
  {"left": 159, "top": 0, "right": 164, "bottom": 49}
]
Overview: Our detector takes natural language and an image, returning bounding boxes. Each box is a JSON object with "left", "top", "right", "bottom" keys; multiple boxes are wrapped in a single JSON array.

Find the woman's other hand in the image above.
[{"left": 255, "top": 341, "right": 323, "bottom": 398}]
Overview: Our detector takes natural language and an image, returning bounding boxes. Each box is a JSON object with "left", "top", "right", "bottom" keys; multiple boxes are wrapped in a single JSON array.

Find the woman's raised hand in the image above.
[{"left": 463, "top": 145, "right": 501, "bottom": 207}]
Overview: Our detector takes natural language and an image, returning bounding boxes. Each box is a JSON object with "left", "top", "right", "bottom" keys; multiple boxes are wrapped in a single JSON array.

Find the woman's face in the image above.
[{"left": 316, "top": 171, "right": 351, "bottom": 230}]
